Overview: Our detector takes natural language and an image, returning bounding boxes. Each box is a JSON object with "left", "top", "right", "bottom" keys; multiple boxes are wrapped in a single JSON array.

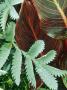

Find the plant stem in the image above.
[
  {"left": 37, "top": 82, "right": 43, "bottom": 90},
  {"left": 53, "top": 0, "right": 67, "bottom": 28}
]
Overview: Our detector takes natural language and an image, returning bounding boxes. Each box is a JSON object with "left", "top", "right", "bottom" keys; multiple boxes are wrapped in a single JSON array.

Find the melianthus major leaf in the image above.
[
  {"left": 5, "top": 0, "right": 20, "bottom": 20},
  {"left": 4, "top": 0, "right": 22, "bottom": 6},
  {"left": 10, "top": 6, "right": 19, "bottom": 20},
  {"left": 36, "top": 50, "right": 56, "bottom": 64},
  {"left": 0, "top": 7, "right": 9, "bottom": 31},
  {"left": 5, "top": 22, "right": 15, "bottom": 42},
  {"left": 0, "top": 43, "right": 11, "bottom": 69},
  {"left": 11, "top": 48, "right": 22, "bottom": 86},
  {"left": 0, "top": 0, "right": 19, "bottom": 31},
  {"left": 44, "top": 65, "right": 67, "bottom": 77},
  {"left": 11, "top": 0, "right": 23, "bottom": 5},
  {"left": 25, "top": 57, "right": 36, "bottom": 88},
  {"left": 35, "top": 61, "right": 58, "bottom": 90},
  {"left": 0, "top": 3, "right": 6, "bottom": 11},
  {"left": 27, "top": 40, "right": 45, "bottom": 59},
  {"left": 22, "top": 41, "right": 59, "bottom": 89}
]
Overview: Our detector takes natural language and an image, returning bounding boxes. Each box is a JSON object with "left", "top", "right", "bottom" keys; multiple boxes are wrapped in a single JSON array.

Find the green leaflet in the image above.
[
  {"left": 0, "top": 0, "right": 20, "bottom": 31},
  {"left": 27, "top": 40, "right": 45, "bottom": 59},
  {"left": 5, "top": 0, "right": 20, "bottom": 19},
  {"left": 44, "top": 65, "right": 67, "bottom": 77},
  {"left": 0, "top": 3, "right": 6, "bottom": 11},
  {"left": 5, "top": 22, "right": 15, "bottom": 42},
  {"left": 10, "top": 6, "right": 19, "bottom": 20},
  {"left": 11, "top": 0, "right": 23, "bottom": 5},
  {"left": 11, "top": 48, "right": 22, "bottom": 86},
  {"left": 36, "top": 50, "right": 56, "bottom": 64},
  {"left": 35, "top": 61, "right": 58, "bottom": 90},
  {"left": 25, "top": 57, "right": 36, "bottom": 88},
  {"left": 22, "top": 40, "right": 45, "bottom": 88},
  {"left": 5, "top": 0, "right": 22, "bottom": 5},
  {"left": 0, "top": 7, "right": 9, "bottom": 31},
  {"left": 0, "top": 43, "right": 11, "bottom": 69}
]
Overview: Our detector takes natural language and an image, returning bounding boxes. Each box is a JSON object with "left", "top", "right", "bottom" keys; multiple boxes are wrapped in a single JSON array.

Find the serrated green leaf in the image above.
[
  {"left": 36, "top": 50, "right": 56, "bottom": 64},
  {"left": 5, "top": 22, "right": 15, "bottom": 42},
  {"left": 25, "top": 57, "right": 36, "bottom": 88},
  {"left": 44, "top": 65, "right": 67, "bottom": 77},
  {"left": 10, "top": 6, "right": 19, "bottom": 20},
  {"left": 0, "top": 7, "right": 9, "bottom": 30},
  {"left": 35, "top": 61, "right": 58, "bottom": 90},
  {"left": 0, "top": 3, "right": 6, "bottom": 11},
  {"left": 0, "top": 70, "right": 7, "bottom": 76},
  {"left": 11, "top": 0, "right": 23, "bottom": 5},
  {"left": 27, "top": 40, "right": 45, "bottom": 59},
  {"left": 11, "top": 49, "right": 22, "bottom": 86},
  {"left": 0, "top": 0, "right": 20, "bottom": 29},
  {"left": 0, "top": 43, "right": 11, "bottom": 69}
]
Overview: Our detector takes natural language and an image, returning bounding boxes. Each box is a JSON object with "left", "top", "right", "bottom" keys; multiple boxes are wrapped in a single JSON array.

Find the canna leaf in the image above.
[
  {"left": 34, "top": 0, "right": 67, "bottom": 39},
  {"left": 34, "top": 0, "right": 67, "bottom": 19},
  {"left": 15, "top": 0, "right": 62, "bottom": 55},
  {"left": 15, "top": 0, "right": 43, "bottom": 51}
]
